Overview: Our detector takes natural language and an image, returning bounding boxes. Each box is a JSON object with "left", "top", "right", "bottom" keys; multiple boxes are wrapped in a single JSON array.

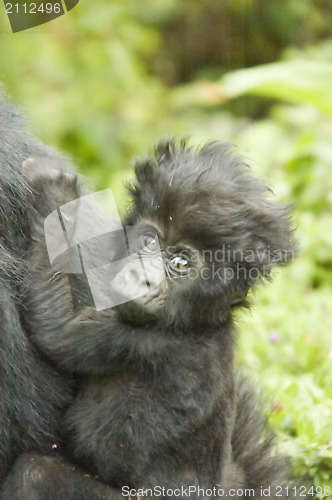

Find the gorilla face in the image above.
[{"left": 111, "top": 223, "right": 199, "bottom": 327}]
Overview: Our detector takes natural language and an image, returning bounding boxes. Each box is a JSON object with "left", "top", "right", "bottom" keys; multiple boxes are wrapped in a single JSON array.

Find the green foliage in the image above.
[
  {"left": 0, "top": 1, "right": 167, "bottom": 210},
  {"left": 0, "top": 0, "right": 331, "bottom": 489},
  {"left": 171, "top": 59, "right": 332, "bottom": 116},
  {"left": 220, "top": 60, "right": 332, "bottom": 115}
]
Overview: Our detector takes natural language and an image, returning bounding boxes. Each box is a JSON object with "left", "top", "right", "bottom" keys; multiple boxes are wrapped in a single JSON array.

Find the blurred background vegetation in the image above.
[{"left": 0, "top": 0, "right": 331, "bottom": 492}]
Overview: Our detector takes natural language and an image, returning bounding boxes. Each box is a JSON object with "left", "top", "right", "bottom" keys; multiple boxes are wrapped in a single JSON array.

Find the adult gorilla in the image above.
[{"left": 0, "top": 96, "right": 120, "bottom": 498}]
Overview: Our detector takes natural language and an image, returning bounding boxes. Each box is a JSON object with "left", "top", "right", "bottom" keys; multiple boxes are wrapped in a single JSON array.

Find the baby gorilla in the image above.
[{"left": 14, "top": 141, "right": 298, "bottom": 499}]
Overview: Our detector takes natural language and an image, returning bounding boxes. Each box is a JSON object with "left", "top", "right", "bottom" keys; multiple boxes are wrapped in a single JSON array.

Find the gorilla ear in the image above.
[
  {"left": 244, "top": 199, "right": 298, "bottom": 282},
  {"left": 227, "top": 200, "right": 297, "bottom": 307}
]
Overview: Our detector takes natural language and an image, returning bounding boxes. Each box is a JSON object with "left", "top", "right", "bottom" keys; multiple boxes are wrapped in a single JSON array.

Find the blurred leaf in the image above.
[
  {"left": 220, "top": 60, "right": 332, "bottom": 115},
  {"left": 172, "top": 60, "right": 332, "bottom": 116}
]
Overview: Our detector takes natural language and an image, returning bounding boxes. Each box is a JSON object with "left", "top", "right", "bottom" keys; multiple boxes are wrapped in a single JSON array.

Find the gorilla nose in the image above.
[{"left": 124, "top": 259, "right": 163, "bottom": 291}]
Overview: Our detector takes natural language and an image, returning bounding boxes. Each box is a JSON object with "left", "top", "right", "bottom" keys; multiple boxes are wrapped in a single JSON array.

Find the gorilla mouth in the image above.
[
  {"left": 143, "top": 289, "right": 166, "bottom": 306},
  {"left": 114, "top": 292, "right": 166, "bottom": 327}
]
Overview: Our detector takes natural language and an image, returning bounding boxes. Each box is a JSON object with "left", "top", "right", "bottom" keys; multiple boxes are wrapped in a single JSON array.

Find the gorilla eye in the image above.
[
  {"left": 138, "top": 233, "right": 158, "bottom": 253},
  {"left": 169, "top": 255, "right": 190, "bottom": 276}
]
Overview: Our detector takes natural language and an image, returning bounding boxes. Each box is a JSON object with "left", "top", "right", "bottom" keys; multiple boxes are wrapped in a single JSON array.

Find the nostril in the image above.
[
  {"left": 125, "top": 267, "right": 141, "bottom": 287},
  {"left": 125, "top": 266, "right": 151, "bottom": 291}
]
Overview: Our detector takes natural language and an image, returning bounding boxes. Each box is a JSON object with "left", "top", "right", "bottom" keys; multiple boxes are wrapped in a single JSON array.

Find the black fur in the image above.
[
  {"left": 0, "top": 96, "right": 76, "bottom": 491},
  {"left": 0, "top": 130, "right": 300, "bottom": 500}
]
